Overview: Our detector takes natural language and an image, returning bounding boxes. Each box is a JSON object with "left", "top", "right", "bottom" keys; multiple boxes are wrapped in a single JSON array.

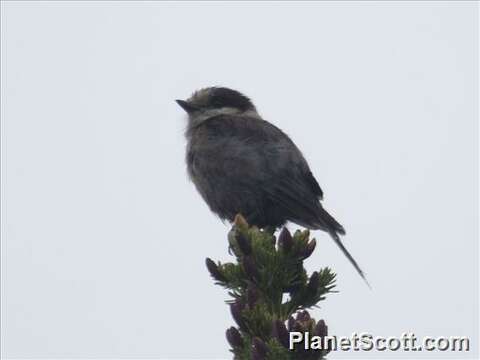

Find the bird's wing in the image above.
[
  {"left": 194, "top": 115, "right": 325, "bottom": 223},
  {"left": 305, "top": 170, "right": 324, "bottom": 200}
]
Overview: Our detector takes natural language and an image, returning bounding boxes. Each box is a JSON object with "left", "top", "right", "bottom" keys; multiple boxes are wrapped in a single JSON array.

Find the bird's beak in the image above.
[{"left": 176, "top": 99, "right": 198, "bottom": 114}]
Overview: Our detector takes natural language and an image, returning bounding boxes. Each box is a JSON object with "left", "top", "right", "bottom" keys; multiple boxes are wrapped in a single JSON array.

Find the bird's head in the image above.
[{"left": 176, "top": 87, "right": 259, "bottom": 126}]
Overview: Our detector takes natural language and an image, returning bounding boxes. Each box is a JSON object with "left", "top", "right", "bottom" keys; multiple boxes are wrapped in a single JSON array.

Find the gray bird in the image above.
[{"left": 176, "top": 87, "right": 367, "bottom": 283}]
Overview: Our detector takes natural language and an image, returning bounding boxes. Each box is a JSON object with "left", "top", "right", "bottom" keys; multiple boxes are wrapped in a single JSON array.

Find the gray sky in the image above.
[{"left": 1, "top": 1, "right": 478, "bottom": 359}]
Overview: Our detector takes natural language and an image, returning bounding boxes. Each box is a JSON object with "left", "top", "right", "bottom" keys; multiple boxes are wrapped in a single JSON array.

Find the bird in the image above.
[{"left": 176, "top": 86, "right": 367, "bottom": 283}]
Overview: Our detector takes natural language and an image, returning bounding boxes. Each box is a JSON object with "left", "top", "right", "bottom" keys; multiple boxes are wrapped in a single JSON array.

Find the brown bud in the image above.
[
  {"left": 296, "top": 310, "right": 311, "bottom": 322},
  {"left": 205, "top": 258, "right": 227, "bottom": 282},
  {"left": 314, "top": 319, "right": 328, "bottom": 338},
  {"left": 278, "top": 227, "right": 293, "bottom": 252},
  {"left": 292, "top": 320, "right": 304, "bottom": 333},
  {"left": 242, "top": 256, "right": 260, "bottom": 281},
  {"left": 252, "top": 337, "right": 269, "bottom": 359},
  {"left": 300, "top": 239, "right": 316, "bottom": 259},
  {"left": 272, "top": 319, "right": 289, "bottom": 348},
  {"left": 234, "top": 214, "right": 249, "bottom": 229},
  {"left": 226, "top": 327, "right": 243, "bottom": 348},
  {"left": 247, "top": 285, "right": 259, "bottom": 308},
  {"left": 230, "top": 301, "right": 246, "bottom": 330},
  {"left": 314, "top": 319, "right": 330, "bottom": 353},
  {"left": 297, "top": 229, "right": 310, "bottom": 245},
  {"left": 307, "top": 271, "right": 320, "bottom": 294},
  {"left": 236, "top": 232, "right": 252, "bottom": 255}
]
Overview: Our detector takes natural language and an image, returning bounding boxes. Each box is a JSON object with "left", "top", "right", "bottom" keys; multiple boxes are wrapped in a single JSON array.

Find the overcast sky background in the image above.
[{"left": 1, "top": 1, "right": 478, "bottom": 359}]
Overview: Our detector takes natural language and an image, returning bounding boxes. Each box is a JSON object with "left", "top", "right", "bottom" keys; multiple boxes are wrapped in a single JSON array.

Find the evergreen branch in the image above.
[{"left": 206, "top": 214, "right": 336, "bottom": 359}]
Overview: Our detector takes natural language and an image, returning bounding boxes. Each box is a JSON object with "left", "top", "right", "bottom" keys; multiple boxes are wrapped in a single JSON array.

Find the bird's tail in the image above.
[
  {"left": 328, "top": 230, "right": 370, "bottom": 288},
  {"left": 317, "top": 205, "right": 346, "bottom": 235},
  {"left": 315, "top": 206, "right": 370, "bottom": 287}
]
